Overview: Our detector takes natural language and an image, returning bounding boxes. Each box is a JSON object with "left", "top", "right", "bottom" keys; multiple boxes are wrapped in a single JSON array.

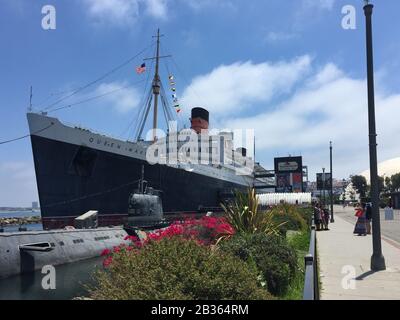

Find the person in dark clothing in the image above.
[
  {"left": 322, "top": 208, "right": 330, "bottom": 230},
  {"left": 354, "top": 203, "right": 367, "bottom": 236},
  {"left": 365, "top": 203, "right": 372, "bottom": 234},
  {"left": 313, "top": 203, "right": 322, "bottom": 231}
]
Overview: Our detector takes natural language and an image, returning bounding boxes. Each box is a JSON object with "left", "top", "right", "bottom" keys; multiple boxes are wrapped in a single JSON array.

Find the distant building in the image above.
[{"left": 32, "top": 201, "right": 39, "bottom": 210}]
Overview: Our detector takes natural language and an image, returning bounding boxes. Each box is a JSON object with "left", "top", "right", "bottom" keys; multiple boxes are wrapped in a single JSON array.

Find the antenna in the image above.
[
  {"left": 253, "top": 136, "right": 256, "bottom": 161},
  {"left": 29, "top": 86, "right": 33, "bottom": 112}
]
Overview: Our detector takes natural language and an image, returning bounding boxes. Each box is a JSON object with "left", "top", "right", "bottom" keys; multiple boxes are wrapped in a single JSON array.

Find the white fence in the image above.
[{"left": 258, "top": 193, "right": 312, "bottom": 206}]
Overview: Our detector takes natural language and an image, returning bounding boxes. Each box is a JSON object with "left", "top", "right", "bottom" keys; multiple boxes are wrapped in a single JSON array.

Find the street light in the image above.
[
  {"left": 363, "top": 1, "right": 386, "bottom": 271},
  {"left": 322, "top": 168, "right": 326, "bottom": 209},
  {"left": 330, "top": 141, "right": 334, "bottom": 222}
]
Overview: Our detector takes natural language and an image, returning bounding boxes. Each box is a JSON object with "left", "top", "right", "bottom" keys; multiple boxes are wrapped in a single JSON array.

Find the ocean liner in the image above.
[{"left": 27, "top": 30, "right": 270, "bottom": 229}]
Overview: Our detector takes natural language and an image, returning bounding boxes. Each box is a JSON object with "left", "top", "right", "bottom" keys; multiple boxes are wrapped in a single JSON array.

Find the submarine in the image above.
[{"left": 0, "top": 178, "right": 167, "bottom": 279}]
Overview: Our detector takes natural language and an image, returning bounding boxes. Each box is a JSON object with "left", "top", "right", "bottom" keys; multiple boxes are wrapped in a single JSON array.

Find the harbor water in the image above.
[
  {"left": 0, "top": 256, "right": 103, "bottom": 300},
  {"left": 0, "top": 211, "right": 103, "bottom": 300},
  {"left": 1, "top": 210, "right": 43, "bottom": 232}
]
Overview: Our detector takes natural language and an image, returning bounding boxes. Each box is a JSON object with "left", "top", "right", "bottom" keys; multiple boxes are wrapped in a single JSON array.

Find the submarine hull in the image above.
[{"left": 0, "top": 227, "right": 128, "bottom": 279}]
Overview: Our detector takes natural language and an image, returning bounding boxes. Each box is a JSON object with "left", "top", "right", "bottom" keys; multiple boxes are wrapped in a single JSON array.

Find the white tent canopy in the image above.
[{"left": 258, "top": 193, "right": 312, "bottom": 205}]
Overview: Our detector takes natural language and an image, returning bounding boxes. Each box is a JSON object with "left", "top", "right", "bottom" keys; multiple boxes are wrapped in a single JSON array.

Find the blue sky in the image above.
[{"left": 1, "top": 0, "right": 400, "bottom": 206}]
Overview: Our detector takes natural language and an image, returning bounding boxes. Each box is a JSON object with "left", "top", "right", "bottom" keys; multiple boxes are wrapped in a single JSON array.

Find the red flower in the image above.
[
  {"left": 101, "top": 248, "right": 111, "bottom": 256},
  {"left": 103, "top": 256, "right": 113, "bottom": 267}
]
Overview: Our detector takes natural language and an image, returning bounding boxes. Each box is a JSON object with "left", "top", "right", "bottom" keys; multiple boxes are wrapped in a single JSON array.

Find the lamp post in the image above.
[
  {"left": 342, "top": 179, "right": 346, "bottom": 208},
  {"left": 363, "top": 1, "right": 386, "bottom": 271},
  {"left": 330, "top": 141, "right": 334, "bottom": 222},
  {"left": 322, "top": 168, "right": 326, "bottom": 209}
]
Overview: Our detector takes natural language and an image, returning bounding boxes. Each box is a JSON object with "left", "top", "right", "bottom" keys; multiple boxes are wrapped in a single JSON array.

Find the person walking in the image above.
[
  {"left": 322, "top": 208, "right": 330, "bottom": 230},
  {"left": 353, "top": 203, "right": 367, "bottom": 236}
]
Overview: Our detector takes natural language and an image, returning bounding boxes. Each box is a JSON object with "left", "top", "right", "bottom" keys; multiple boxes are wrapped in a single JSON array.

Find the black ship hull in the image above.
[{"left": 31, "top": 135, "right": 247, "bottom": 229}]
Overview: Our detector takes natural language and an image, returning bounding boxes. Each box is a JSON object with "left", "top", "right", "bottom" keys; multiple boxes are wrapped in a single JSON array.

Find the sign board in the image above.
[
  {"left": 274, "top": 157, "right": 303, "bottom": 193},
  {"left": 292, "top": 172, "right": 303, "bottom": 193},
  {"left": 276, "top": 173, "right": 292, "bottom": 193},
  {"left": 274, "top": 156, "right": 303, "bottom": 173},
  {"left": 316, "top": 172, "right": 332, "bottom": 190}
]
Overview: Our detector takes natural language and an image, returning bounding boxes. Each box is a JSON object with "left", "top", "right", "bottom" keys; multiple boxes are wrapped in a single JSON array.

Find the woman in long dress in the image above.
[{"left": 353, "top": 203, "right": 367, "bottom": 236}]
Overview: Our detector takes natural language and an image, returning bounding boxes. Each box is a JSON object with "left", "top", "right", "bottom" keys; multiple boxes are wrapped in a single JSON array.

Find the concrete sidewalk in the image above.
[{"left": 317, "top": 211, "right": 400, "bottom": 300}]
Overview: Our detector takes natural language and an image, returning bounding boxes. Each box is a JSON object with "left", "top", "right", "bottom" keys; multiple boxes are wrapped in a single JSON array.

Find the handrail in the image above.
[{"left": 303, "top": 219, "right": 319, "bottom": 300}]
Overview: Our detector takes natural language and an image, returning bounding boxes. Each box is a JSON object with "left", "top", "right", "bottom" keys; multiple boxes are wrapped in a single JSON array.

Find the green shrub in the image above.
[
  {"left": 219, "top": 233, "right": 298, "bottom": 296},
  {"left": 270, "top": 204, "right": 308, "bottom": 234},
  {"left": 221, "top": 188, "right": 285, "bottom": 235},
  {"left": 287, "top": 229, "right": 310, "bottom": 252},
  {"left": 89, "top": 237, "right": 273, "bottom": 300},
  {"left": 297, "top": 206, "right": 313, "bottom": 224}
]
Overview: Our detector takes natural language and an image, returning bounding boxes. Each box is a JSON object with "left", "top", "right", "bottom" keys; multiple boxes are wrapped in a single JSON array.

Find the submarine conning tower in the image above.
[{"left": 190, "top": 107, "right": 209, "bottom": 134}]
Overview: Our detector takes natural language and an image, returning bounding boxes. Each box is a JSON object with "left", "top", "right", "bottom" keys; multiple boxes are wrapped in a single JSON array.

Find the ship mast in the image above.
[
  {"left": 138, "top": 29, "right": 171, "bottom": 142},
  {"left": 152, "top": 29, "right": 161, "bottom": 142}
]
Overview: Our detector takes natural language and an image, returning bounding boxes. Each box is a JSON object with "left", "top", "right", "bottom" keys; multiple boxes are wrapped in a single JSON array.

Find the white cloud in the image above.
[
  {"left": 302, "top": 0, "right": 335, "bottom": 10},
  {"left": 183, "top": 0, "right": 235, "bottom": 11},
  {"left": 360, "top": 157, "right": 400, "bottom": 183},
  {"left": 82, "top": 0, "right": 169, "bottom": 26},
  {"left": 145, "top": 0, "right": 168, "bottom": 19},
  {"left": 265, "top": 31, "right": 298, "bottom": 43},
  {"left": 293, "top": 0, "right": 336, "bottom": 28},
  {"left": 83, "top": 0, "right": 140, "bottom": 26},
  {"left": 180, "top": 55, "right": 400, "bottom": 178},
  {"left": 181, "top": 55, "right": 311, "bottom": 115},
  {"left": 81, "top": 0, "right": 237, "bottom": 26},
  {"left": 211, "top": 61, "right": 400, "bottom": 178},
  {"left": 95, "top": 82, "right": 142, "bottom": 113},
  {"left": 308, "top": 63, "right": 343, "bottom": 87}
]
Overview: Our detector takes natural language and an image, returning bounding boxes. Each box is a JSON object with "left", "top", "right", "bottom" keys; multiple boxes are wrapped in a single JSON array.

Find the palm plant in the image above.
[{"left": 221, "top": 187, "right": 286, "bottom": 235}]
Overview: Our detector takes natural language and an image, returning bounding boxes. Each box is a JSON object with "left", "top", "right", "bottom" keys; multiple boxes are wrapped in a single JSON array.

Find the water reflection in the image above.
[{"left": 0, "top": 256, "right": 103, "bottom": 300}]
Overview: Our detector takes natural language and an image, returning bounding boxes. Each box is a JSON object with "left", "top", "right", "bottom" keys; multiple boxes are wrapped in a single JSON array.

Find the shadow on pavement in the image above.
[{"left": 355, "top": 270, "right": 377, "bottom": 281}]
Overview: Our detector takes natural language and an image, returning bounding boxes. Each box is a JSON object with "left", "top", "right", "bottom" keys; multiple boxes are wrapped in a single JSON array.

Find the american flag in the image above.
[{"left": 136, "top": 63, "right": 146, "bottom": 74}]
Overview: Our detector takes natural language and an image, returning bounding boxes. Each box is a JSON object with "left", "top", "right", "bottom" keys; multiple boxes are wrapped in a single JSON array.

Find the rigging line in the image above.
[
  {"left": 133, "top": 74, "right": 155, "bottom": 140},
  {"left": 132, "top": 42, "right": 158, "bottom": 141},
  {"left": 119, "top": 67, "right": 153, "bottom": 139},
  {"left": 168, "top": 53, "right": 207, "bottom": 106},
  {"left": 133, "top": 91, "right": 150, "bottom": 140},
  {"left": 120, "top": 43, "right": 157, "bottom": 140},
  {"left": 160, "top": 44, "right": 172, "bottom": 77},
  {"left": 41, "top": 42, "right": 156, "bottom": 111},
  {"left": 133, "top": 89, "right": 152, "bottom": 140},
  {"left": 33, "top": 88, "right": 84, "bottom": 109},
  {"left": 162, "top": 60, "right": 184, "bottom": 128},
  {"left": 163, "top": 82, "right": 176, "bottom": 123},
  {"left": 160, "top": 92, "right": 171, "bottom": 124},
  {"left": 137, "top": 93, "right": 154, "bottom": 140},
  {"left": 160, "top": 82, "right": 175, "bottom": 122},
  {"left": 161, "top": 99, "right": 169, "bottom": 127},
  {"left": 126, "top": 51, "right": 157, "bottom": 139},
  {"left": 159, "top": 86, "right": 171, "bottom": 127},
  {"left": 46, "top": 79, "right": 146, "bottom": 113},
  {"left": 163, "top": 85, "right": 175, "bottom": 121},
  {"left": 44, "top": 179, "right": 141, "bottom": 208},
  {"left": 0, "top": 123, "right": 54, "bottom": 145}
]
